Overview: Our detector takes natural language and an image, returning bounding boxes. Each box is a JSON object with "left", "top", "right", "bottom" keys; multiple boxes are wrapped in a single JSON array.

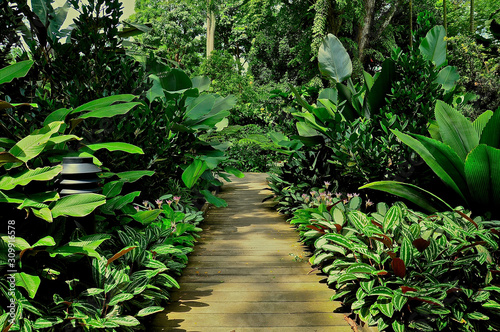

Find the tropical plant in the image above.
[
  {"left": 289, "top": 190, "right": 500, "bottom": 331},
  {"left": 362, "top": 100, "right": 500, "bottom": 218}
]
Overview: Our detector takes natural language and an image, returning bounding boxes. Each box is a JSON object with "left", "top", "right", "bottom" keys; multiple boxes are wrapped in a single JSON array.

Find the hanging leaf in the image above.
[
  {"left": 318, "top": 34, "right": 352, "bottom": 83},
  {"left": 76, "top": 102, "right": 141, "bottom": 119},
  {"left": 0, "top": 60, "right": 33, "bottom": 85},
  {"left": 72, "top": 95, "right": 136, "bottom": 114},
  {"left": 181, "top": 159, "right": 207, "bottom": 189},
  {"left": 83, "top": 142, "right": 144, "bottom": 155},
  {"left": 419, "top": 25, "right": 447, "bottom": 67},
  {"left": 0, "top": 165, "right": 62, "bottom": 190},
  {"left": 9, "top": 121, "right": 63, "bottom": 163},
  {"left": 51, "top": 194, "right": 106, "bottom": 218},
  {"left": 201, "top": 189, "right": 228, "bottom": 208}
]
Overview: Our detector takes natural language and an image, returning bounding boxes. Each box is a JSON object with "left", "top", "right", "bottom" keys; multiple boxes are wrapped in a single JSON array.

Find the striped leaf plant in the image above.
[{"left": 289, "top": 189, "right": 500, "bottom": 331}]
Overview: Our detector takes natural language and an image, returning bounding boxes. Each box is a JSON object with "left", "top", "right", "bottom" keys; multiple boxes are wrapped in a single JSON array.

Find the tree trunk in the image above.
[
  {"left": 206, "top": 1, "right": 216, "bottom": 58},
  {"left": 470, "top": 0, "right": 474, "bottom": 34},
  {"left": 443, "top": 0, "right": 447, "bottom": 34},
  {"left": 357, "top": 0, "right": 375, "bottom": 63}
]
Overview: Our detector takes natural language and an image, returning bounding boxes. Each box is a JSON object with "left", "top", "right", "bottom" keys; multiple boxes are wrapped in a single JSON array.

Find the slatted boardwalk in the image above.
[{"left": 149, "top": 173, "right": 351, "bottom": 332}]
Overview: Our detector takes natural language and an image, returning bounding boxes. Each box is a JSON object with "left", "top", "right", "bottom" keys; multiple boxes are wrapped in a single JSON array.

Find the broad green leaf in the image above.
[
  {"left": 348, "top": 210, "right": 367, "bottom": 231},
  {"left": 318, "top": 34, "right": 352, "bottom": 83},
  {"left": 0, "top": 152, "right": 23, "bottom": 166},
  {"left": 363, "top": 71, "right": 374, "bottom": 90},
  {"left": 464, "top": 145, "right": 500, "bottom": 208},
  {"left": 323, "top": 233, "right": 352, "bottom": 248},
  {"left": 146, "top": 74, "right": 164, "bottom": 102},
  {"left": 360, "top": 181, "right": 452, "bottom": 213},
  {"left": 160, "top": 68, "right": 192, "bottom": 92},
  {"left": 182, "top": 159, "right": 207, "bottom": 189},
  {"left": 201, "top": 189, "right": 228, "bottom": 208},
  {"left": 0, "top": 60, "right": 33, "bottom": 85},
  {"left": 132, "top": 210, "right": 161, "bottom": 224},
  {"left": 392, "top": 291, "right": 407, "bottom": 312},
  {"left": 0, "top": 165, "right": 62, "bottom": 190},
  {"left": 9, "top": 122, "right": 63, "bottom": 163},
  {"left": 480, "top": 108, "right": 500, "bottom": 148},
  {"left": 184, "top": 95, "right": 216, "bottom": 120},
  {"left": 365, "top": 58, "right": 396, "bottom": 117},
  {"left": 72, "top": 94, "right": 136, "bottom": 114},
  {"left": 115, "top": 170, "right": 154, "bottom": 182},
  {"left": 473, "top": 110, "right": 493, "bottom": 138},
  {"left": 47, "top": 135, "right": 81, "bottom": 145},
  {"left": 32, "top": 207, "right": 53, "bottom": 222},
  {"left": 32, "top": 236, "right": 56, "bottom": 247},
  {"left": 51, "top": 194, "right": 106, "bottom": 218},
  {"left": 77, "top": 103, "right": 141, "bottom": 119},
  {"left": 84, "top": 142, "right": 144, "bottom": 154},
  {"left": 1, "top": 235, "right": 30, "bottom": 250},
  {"left": 211, "top": 95, "right": 237, "bottom": 113},
  {"left": 419, "top": 25, "right": 447, "bottom": 67},
  {"left": 318, "top": 88, "right": 338, "bottom": 104},
  {"left": 435, "top": 100, "right": 479, "bottom": 160},
  {"left": 14, "top": 272, "right": 40, "bottom": 298},
  {"left": 224, "top": 166, "right": 244, "bottom": 178},
  {"left": 392, "top": 129, "right": 468, "bottom": 202},
  {"left": 191, "top": 76, "right": 211, "bottom": 92},
  {"left": 102, "top": 181, "right": 124, "bottom": 198},
  {"left": 435, "top": 66, "right": 460, "bottom": 91}
]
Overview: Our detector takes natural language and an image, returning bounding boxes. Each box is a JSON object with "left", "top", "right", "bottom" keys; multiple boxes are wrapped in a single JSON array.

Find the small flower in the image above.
[
  {"left": 319, "top": 192, "right": 327, "bottom": 200},
  {"left": 142, "top": 200, "right": 148, "bottom": 207},
  {"left": 335, "top": 192, "right": 342, "bottom": 198},
  {"left": 347, "top": 193, "right": 353, "bottom": 200},
  {"left": 134, "top": 206, "right": 140, "bottom": 212},
  {"left": 155, "top": 199, "right": 163, "bottom": 208},
  {"left": 310, "top": 191, "right": 317, "bottom": 197},
  {"left": 353, "top": 193, "right": 360, "bottom": 197},
  {"left": 166, "top": 200, "right": 173, "bottom": 206},
  {"left": 324, "top": 181, "right": 331, "bottom": 189},
  {"left": 365, "top": 199, "right": 374, "bottom": 208},
  {"left": 343, "top": 199, "right": 348, "bottom": 205},
  {"left": 173, "top": 196, "right": 181, "bottom": 204},
  {"left": 301, "top": 193, "right": 308, "bottom": 199}
]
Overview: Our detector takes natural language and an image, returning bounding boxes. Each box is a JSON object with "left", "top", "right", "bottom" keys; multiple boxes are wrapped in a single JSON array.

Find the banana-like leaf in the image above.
[
  {"left": 43, "top": 108, "right": 72, "bottom": 126},
  {"left": 184, "top": 95, "right": 216, "bottom": 120},
  {"left": 0, "top": 60, "right": 33, "bottom": 85},
  {"left": 419, "top": 25, "right": 447, "bottom": 67},
  {"left": 435, "top": 100, "right": 479, "bottom": 161},
  {"left": 181, "top": 159, "right": 207, "bottom": 189},
  {"left": 365, "top": 58, "right": 396, "bottom": 118},
  {"left": 464, "top": 145, "right": 500, "bottom": 208},
  {"left": 0, "top": 152, "right": 23, "bottom": 167},
  {"left": 435, "top": 66, "right": 460, "bottom": 91},
  {"left": 115, "top": 170, "right": 155, "bottom": 183},
  {"left": 146, "top": 74, "right": 164, "bottom": 102},
  {"left": 72, "top": 94, "right": 136, "bottom": 114},
  {"left": 0, "top": 165, "right": 62, "bottom": 190},
  {"left": 318, "top": 34, "right": 352, "bottom": 83},
  {"left": 212, "top": 95, "right": 237, "bottom": 113},
  {"left": 76, "top": 102, "right": 141, "bottom": 119},
  {"left": 480, "top": 107, "right": 500, "bottom": 148},
  {"left": 191, "top": 76, "right": 211, "bottom": 92},
  {"left": 51, "top": 194, "right": 106, "bottom": 218},
  {"left": 160, "top": 68, "right": 192, "bottom": 92},
  {"left": 318, "top": 88, "right": 338, "bottom": 105},
  {"left": 359, "top": 181, "right": 453, "bottom": 213},
  {"left": 84, "top": 142, "right": 144, "bottom": 155},
  {"left": 9, "top": 121, "right": 63, "bottom": 163},
  {"left": 201, "top": 189, "right": 228, "bottom": 208},
  {"left": 392, "top": 130, "right": 468, "bottom": 202},
  {"left": 473, "top": 110, "right": 493, "bottom": 138}
]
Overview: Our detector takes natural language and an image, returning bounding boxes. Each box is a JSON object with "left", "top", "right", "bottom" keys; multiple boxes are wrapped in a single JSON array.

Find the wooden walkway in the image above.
[{"left": 149, "top": 173, "right": 351, "bottom": 332}]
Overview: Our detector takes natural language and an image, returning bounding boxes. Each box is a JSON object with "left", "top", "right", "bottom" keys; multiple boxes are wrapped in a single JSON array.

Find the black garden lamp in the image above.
[{"left": 60, "top": 157, "right": 101, "bottom": 196}]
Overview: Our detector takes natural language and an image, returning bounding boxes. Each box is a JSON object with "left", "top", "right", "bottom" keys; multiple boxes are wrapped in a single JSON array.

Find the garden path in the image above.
[{"left": 149, "top": 173, "right": 351, "bottom": 332}]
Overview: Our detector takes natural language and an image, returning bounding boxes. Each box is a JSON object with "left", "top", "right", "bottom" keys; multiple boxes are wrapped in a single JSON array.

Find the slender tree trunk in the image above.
[
  {"left": 357, "top": 0, "right": 375, "bottom": 63},
  {"left": 410, "top": 0, "right": 413, "bottom": 48},
  {"left": 206, "top": 0, "right": 216, "bottom": 58},
  {"left": 470, "top": 0, "right": 474, "bottom": 34},
  {"left": 443, "top": 0, "right": 448, "bottom": 34}
]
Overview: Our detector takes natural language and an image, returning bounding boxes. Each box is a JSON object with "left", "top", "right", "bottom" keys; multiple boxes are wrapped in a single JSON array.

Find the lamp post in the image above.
[{"left": 60, "top": 157, "right": 101, "bottom": 233}]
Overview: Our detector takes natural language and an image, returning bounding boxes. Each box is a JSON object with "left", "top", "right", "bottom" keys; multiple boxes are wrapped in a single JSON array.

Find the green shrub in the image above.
[{"left": 289, "top": 188, "right": 500, "bottom": 331}]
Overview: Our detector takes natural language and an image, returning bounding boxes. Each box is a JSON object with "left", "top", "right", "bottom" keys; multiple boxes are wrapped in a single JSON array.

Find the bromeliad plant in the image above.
[
  {"left": 290, "top": 193, "right": 500, "bottom": 331},
  {"left": 362, "top": 100, "right": 500, "bottom": 218}
]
